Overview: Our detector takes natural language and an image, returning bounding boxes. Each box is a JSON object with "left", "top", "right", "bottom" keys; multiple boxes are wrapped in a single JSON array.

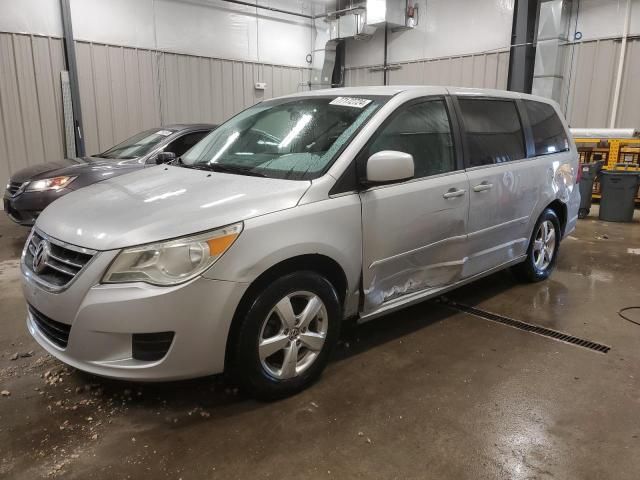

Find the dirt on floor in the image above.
[{"left": 1, "top": 206, "right": 639, "bottom": 479}]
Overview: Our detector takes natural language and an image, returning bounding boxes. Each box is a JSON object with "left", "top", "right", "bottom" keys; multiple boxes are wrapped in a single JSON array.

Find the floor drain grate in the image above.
[{"left": 441, "top": 299, "right": 611, "bottom": 354}]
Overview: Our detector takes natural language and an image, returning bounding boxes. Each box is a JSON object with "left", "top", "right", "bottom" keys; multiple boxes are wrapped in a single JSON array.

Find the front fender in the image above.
[{"left": 203, "top": 196, "right": 363, "bottom": 297}]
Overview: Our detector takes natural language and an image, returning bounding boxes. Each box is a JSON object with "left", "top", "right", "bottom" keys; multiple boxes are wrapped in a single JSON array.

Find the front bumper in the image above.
[
  {"left": 22, "top": 250, "right": 248, "bottom": 381},
  {"left": 4, "top": 188, "right": 71, "bottom": 226}
]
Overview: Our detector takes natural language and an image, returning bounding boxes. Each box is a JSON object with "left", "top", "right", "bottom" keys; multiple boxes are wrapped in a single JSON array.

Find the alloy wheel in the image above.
[
  {"left": 258, "top": 291, "right": 328, "bottom": 379},
  {"left": 532, "top": 220, "right": 556, "bottom": 271}
]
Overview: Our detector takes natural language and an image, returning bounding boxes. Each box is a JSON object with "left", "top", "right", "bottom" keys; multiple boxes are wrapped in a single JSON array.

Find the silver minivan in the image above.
[{"left": 21, "top": 86, "right": 579, "bottom": 399}]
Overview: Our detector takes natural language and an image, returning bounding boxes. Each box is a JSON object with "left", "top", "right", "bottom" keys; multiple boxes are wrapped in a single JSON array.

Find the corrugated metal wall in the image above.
[
  {"left": 75, "top": 41, "right": 310, "bottom": 155},
  {"left": 0, "top": 35, "right": 310, "bottom": 190},
  {"left": 2, "top": 32, "right": 639, "bottom": 197},
  {"left": 0, "top": 32, "right": 66, "bottom": 192},
  {"left": 345, "top": 50, "right": 511, "bottom": 90},
  {"left": 562, "top": 37, "right": 640, "bottom": 128}
]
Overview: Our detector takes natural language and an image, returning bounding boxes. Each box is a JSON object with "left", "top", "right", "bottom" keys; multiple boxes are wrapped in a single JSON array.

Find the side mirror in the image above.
[
  {"left": 155, "top": 152, "right": 176, "bottom": 165},
  {"left": 366, "top": 150, "right": 414, "bottom": 184}
]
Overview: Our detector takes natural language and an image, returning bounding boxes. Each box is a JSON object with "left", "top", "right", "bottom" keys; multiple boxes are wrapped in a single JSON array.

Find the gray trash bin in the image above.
[
  {"left": 599, "top": 170, "right": 640, "bottom": 222},
  {"left": 578, "top": 160, "right": 604, "bottom": 218}
]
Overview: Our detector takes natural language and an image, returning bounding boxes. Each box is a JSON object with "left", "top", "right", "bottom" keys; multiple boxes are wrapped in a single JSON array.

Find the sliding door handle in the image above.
[
  {"left": 473, "top": 182, "right": 493, "bottom": 192},
  {"left": 443, "top": 188, "right": 467, "bottom": 199}
]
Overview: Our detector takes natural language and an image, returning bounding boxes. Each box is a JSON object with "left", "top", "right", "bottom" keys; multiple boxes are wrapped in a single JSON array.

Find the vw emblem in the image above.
[{"left": 32, "top": 240, "right": 50, "bottom": 273}]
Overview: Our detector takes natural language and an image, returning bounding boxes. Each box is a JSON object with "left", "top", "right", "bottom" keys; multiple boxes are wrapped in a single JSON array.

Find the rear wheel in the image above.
[
  {"left": 231, "top": 271, "right": 341, "bottom": 400},
  {"left": 578, "top": 208, "right": 589, "bottom": 219},
  {"left": 512, "top": 208, "right": 561, "bottom": 282}
]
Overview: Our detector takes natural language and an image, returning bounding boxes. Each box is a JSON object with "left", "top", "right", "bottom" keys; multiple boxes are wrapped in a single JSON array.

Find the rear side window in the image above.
[
  {"left": 458, "top": 99, "right": 525, "bottom": 167},
  {"left": 367, "top": 99, "right": 456, "bottom": 178},
  {"left": 523, "top": 100, "right": 569, "bottom": 156},
  {"left": 166, "top": 131, "right": 209, "bottom": 157}
]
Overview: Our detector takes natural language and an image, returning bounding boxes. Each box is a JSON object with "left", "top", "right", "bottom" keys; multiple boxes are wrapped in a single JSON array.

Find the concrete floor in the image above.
[{"left": 1, "top": 206, "right": 639, "bottom": 479}]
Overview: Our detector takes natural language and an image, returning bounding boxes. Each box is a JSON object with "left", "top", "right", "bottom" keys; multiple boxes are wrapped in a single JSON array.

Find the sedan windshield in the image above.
[
  {"left": 180, "top": 96, "right": 384, "bottom": 180},
  {"left": 96, "top": 129, "right": 176, "bottom": 159}
]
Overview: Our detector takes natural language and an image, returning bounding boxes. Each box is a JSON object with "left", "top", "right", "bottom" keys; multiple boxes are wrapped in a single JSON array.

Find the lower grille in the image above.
[
  {"left": 132, "top": 332, "right": 175, "bottom": 361},
  {"left": 29, "top": 306, "right": 71, "bottom": 348},
  {"left": 24, "top": 230, "right": 95, "bottom": 290}
]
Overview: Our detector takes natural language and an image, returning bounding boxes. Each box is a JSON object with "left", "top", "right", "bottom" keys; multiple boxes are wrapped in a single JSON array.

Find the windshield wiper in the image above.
[
  {"left": 177, "top": 162, "right": 266, "bottom": 177},
  {"left": 207, "top": 164, "right": 266, "bottom": 177},
  {"left": 179, "top": 163, "right": 212, "bottom": 171}
]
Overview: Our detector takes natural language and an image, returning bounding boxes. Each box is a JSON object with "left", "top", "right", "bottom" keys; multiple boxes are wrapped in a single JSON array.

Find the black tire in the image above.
[
  {"left": 512, "top": 208, "right": 561, "bottom": 283},
  {"left": 230, "top": 271, "right": 341, "bottom": 400},
  {"left": 578, "top": 208, "right": 588, "bottom": 219}
]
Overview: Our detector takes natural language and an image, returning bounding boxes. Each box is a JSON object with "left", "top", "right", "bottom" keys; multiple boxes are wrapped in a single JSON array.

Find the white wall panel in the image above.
[
  {"left": 573, "top": 0, "right": 640, "bottom": 41},
  {"left": 0, "top": 0, "right": 63, "bottom": 37},
  {"left": 68, "top": 0, "right": 314, "bottom": 68},
  {"left": 69, "top": 0, "right": 156, "bottom": 49}
]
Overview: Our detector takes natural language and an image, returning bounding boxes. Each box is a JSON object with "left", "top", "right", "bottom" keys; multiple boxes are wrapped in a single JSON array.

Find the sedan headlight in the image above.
[
  {"left": 103, "top": 223, "right": 243, "bottom": 286},
  {"left": 26, "top": 176, "right": 77, "bottom": 191}
]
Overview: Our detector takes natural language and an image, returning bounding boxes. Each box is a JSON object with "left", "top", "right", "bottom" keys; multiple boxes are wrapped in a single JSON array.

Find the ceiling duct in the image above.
[
  {"left": 309, "top": 0, "right": 415, "bottom": 89},
  {"left": 531, "top": 0, "right": 572, "bottom": 103}
]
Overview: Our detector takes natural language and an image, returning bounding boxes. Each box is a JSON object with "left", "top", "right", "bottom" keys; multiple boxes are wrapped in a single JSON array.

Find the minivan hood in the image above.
[
  {"left": 36, "top": 165, "right": 310, "bottom": 251},
  {"left": 10, "top": 157, "right": 142, "bottom": 183}
]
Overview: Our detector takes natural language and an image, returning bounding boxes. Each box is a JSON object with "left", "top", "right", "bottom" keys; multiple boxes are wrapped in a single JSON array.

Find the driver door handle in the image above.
[
  {"left": 473, "top": 182, "right": 493, "bottom": 192},
  {"left": 443, "top": 188, "right": 467, "bottom": 199}
]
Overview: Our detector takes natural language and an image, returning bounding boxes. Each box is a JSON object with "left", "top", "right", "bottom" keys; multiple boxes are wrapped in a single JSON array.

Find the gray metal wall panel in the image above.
[
  {"left": 345, "top": 50, "right": 513, "bottom": 99},
  {"left": 107, "top": 46, "right": 130, "bottom": 145},
  {"left": 210, "top": 59, "right": 225, "bottom": 124},
  {"left": 75, "top": 42, "right": 100, "bottom": 155},
  {"left": 77, "top": 45, "right": 307, "bottom": 136},
  {"left": 0, "top": 33, "right": 66, "bottom": 192},
  {"left": 32, "top": 37, "right": 64, "bottom": 162},
  {"left": 91, "top": 44, "right": 115, "bottom": 152},
  {"left": 122, "top": 48, "right": 143, "bottom": 134},
  {"left": 496, "top": 51, "right": 510, "bottom": 90},
  {"left": 617, "top": 39, "right": 640, "bottom": 128},
  {"left": 0, "top": 35, "right": 21, "bottom": 187},
  {"left": 562, "top": 38, "right": 640, "bottom": 128},
  {"left": 13, "top": 34, "right": 46, "bottom": 166},
  {"left": 349, "top": 51, "right": 512, "bottom": 90}
]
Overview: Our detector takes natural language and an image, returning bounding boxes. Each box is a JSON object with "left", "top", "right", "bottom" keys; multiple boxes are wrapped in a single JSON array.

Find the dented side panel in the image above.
[{"left": 360, "top": 172, "right": 470, "bottom": 313}]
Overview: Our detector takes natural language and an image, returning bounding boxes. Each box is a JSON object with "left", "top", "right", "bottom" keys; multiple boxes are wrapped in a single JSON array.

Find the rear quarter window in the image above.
[
  {"left": 523, "top": 100, "right": 570, "bottom": 156},
  {"left": 457, "top": 98, "right": 526, "bottom": 167}
]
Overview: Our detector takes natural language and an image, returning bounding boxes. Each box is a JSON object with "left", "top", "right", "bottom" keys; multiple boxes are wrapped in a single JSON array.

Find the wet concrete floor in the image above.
[{"left": 1, "top": 206, "right": 639, "bottom": 479}]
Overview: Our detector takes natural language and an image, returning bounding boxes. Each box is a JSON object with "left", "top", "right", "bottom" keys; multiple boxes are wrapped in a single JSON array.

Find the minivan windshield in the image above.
[
  {"left": 96, "top": 129, "right": 176, "bottom": 159},
  {"left": 180, "top": 96, "right": 384, "bottom": 180}
]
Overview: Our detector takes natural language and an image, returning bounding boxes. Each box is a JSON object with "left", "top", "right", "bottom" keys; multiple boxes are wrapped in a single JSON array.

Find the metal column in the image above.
[
  {"left": 59, "top": 0, "right": 85, "bottom": 157},
  {"left": 507, "top": 0, "right": 539, "bottom": 93}
]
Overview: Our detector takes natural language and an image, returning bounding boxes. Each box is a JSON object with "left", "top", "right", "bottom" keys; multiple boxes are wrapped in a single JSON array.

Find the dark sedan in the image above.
[{"left": 4, "top": 124, "right": 215, "bottom": 226}]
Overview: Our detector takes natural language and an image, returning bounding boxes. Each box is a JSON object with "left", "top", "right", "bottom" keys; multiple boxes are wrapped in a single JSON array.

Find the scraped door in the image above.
[{"left": 359, "top": 98, "right": 469, "bottom": 314}]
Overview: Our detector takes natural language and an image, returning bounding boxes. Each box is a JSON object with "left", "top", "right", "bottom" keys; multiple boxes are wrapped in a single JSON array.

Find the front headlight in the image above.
[
  {"left": 103, "top": 223, "right": 243, "bottom": 286},
  {"left": 26, "top": 176, "right": 77, "bottom": 191}
]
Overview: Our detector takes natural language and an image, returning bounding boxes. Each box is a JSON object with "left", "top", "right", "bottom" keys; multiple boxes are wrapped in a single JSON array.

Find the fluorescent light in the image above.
[{"left": 279, "top": 114, "right": 312, "bottom": 148}]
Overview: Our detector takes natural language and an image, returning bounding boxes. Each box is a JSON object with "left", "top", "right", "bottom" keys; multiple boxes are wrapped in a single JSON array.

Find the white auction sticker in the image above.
[
  {"left": 155, "top": 130, "right": 173, "bottom": 136},
  {"left": 329, "top": 97, "right": 372, "bottom": 108}
]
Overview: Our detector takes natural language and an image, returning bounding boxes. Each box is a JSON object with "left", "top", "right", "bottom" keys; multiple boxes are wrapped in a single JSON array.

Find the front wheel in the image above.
[
  {"left": 512, "top": 208, "right": 561, "bottom": 282},
  {"left": 230, "top": 271, "right": 341, "bottom": 400}
]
